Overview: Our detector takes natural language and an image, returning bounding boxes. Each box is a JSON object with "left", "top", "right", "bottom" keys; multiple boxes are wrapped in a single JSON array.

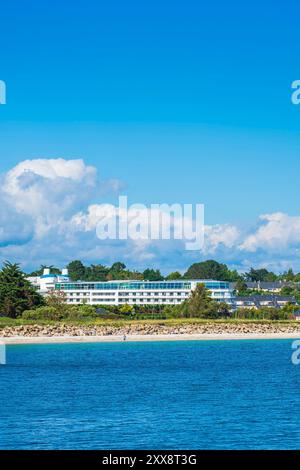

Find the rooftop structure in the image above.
[
  {"left": 235, "top": 295, "right": 297, "bottom": 310},
  {"left": 230, "top": 281, "right": 298, "bottom": 293},
  {"left": 27, "top": 268, "right": 70, "bottom": 294}
]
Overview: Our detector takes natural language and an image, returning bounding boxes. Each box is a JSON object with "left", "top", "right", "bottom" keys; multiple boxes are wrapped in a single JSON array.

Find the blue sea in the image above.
[{"left": 1, "top": 339, "right": 300, "bottom": 450}]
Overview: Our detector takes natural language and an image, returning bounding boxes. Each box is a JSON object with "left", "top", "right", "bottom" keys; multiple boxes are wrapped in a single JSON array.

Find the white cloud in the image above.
[
  {"left": 1, "top": 158, "right": 300, "bottom": 273},
  {"left": 239, "top": 212, "right": 300, "bottom": 253},
  {"left": 3, "top": 158, "right": 96, "bottom": 219},
  {"left": 0, "top": 204, "right": 33, "bottom": 247},
  {"left": 204, "top": 224, "right": 240, "bottom": 253},
  {"left": 1, "top": 158, "right": 119, "bottom": 239}
]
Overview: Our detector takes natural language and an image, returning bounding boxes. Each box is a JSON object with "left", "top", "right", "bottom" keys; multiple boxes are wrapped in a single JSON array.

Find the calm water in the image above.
[{"left": 1, "top": 339, "right": 300, "bottom": 450}]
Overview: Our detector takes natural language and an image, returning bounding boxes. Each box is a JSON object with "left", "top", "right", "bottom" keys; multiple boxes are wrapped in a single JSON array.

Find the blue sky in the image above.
[{"left": 0, "top": 0, "right": 300, "bottom": 272}]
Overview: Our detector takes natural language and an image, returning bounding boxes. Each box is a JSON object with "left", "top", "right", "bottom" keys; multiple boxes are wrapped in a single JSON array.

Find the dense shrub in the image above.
[
  {"left": 65, "top": 305, "right": 98, "bottom": 320},
  {"left": 22, "top": 306, "right": 62, "bottom": 320},
  {"left": 235, "top": 307, "right": 293, "bottom": 320},
  {"left": 22, "top": 304, "right": 99, "bottom": 321}
]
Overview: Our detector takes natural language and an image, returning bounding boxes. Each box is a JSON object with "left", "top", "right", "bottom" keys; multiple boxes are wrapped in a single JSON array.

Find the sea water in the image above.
[{"left": 0, "top": 339, "right": 300, "bottom": 450}]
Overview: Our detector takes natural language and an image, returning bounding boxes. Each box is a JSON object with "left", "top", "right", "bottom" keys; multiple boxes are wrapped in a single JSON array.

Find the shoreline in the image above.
[{"left": 2, "top": 332, "right": 300, "bottom": 345}]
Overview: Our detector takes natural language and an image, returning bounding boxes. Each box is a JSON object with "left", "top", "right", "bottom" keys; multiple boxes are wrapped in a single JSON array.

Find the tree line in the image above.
[{"left": 29, "top": 259, "right": 300, "bottom": 283}]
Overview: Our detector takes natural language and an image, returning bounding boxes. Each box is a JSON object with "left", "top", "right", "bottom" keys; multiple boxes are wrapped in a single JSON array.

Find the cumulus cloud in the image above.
[
  {"left": 239, "top": 213, "right": 300, "bottom": 253},
  {"left": 3, "top": 158, "right": 96, "bottom": 220},
  {"left": 204, "top": 224, "right": 240, "bottom": 254},
  {"left": 0, "top": 204, "right": 33, "bottom": 247},
  {"left": 1, "top": 158, "right": 120, "bottom": 239},
  {"left": 1, "top": 157, "right": 300, "bottom": 273}
]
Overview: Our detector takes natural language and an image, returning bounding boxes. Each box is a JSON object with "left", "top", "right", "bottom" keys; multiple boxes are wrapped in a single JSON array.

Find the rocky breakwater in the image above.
[{"left": 1, "top": 322, "right": 300, "bottom": 338}]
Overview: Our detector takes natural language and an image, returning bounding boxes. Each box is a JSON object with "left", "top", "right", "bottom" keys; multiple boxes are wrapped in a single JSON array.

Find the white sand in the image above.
[{"left": 1, "top": 332, "right": 300, "bottom": 345}]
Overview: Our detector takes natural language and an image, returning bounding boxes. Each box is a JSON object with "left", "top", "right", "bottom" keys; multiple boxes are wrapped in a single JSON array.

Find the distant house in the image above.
[
  {"left": 230, "top": 281, "right": 297, "bottom": 293},
  {"left": 235, "top": 295, "right": 297, "bottom": 310},
  {"left": 247, "top": 282, "right": 284, "bottom": 293},
  {"left": 292, "top": 309, "right": 300, "bottom": 321}
]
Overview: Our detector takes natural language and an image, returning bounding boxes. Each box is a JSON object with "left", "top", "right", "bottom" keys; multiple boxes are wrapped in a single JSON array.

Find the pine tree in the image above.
[
  {"left": 235, "top": 278, "right": 248, "bottom": 295},
  {"left": 187, "top": 283, "right": 219, "bottom": 318},
  {"left": 0, "top": 261, "right": 43, "bottom": 318}
]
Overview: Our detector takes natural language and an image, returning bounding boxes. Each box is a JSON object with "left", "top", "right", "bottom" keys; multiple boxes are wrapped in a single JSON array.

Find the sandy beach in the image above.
[{"left": 2, "top": 332, "right": 300, "bottom": 345}]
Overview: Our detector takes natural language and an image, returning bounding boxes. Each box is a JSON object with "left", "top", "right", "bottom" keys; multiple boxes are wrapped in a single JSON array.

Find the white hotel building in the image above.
[
  {"left": 28, "top": 269, "right": 235, "bottom": 307},
  {"left": 56, "top": 279, "right": 235, "bottom": 307}
]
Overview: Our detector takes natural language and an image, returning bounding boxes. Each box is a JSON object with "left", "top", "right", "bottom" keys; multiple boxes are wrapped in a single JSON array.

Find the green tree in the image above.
[
  {"left": 120, "top": 304, "right": 134, "bottom": 315},
  {"left": 85, "top": 264, "right": 109, "bottom": 281},
  {"left": 110, "top": 262, "right": 126, "bottom": 273},
  {"left": 166, "top": 271, "right": 182, "bottom": 280},
  {"left": 0, "top": 261, "right": 43, "bottom": 318},
  {"left": 29, "top": 265, "right": 61, "bottom": 276},
  {"left": 282, "top": 269, "right": 295, "bottom": 281},
  {"left": 184, "top": 260, "right": 240, "bottom": 281},
  {"left": 235, "top": 278, "right": 248, "bottom": 295},
  {"left": 216, "top": 302, "right": 231, "bottom": 318},
  {"left": 46, "top": 289, "right": 69, "bottom": 317},
  {"left": 22, "top": 306, "right": 61, "bottom": 321},
  {"left": 185, "top": 283, "right": 219, "bottom": 318},
  {"left": 143, "top": 269, "right": 164, "bottom": 281},
  {"left": 244, "top": 268, "right": 277, "bottom": 282},
  {"left": 67, "top": 260, "right": 86, "bottom": 281},
  {"left": 280, "top": 286, "right": 294, "bottom": 296},
  {"left": 293, "top": 273, "right": 300, "bottom": 282}
]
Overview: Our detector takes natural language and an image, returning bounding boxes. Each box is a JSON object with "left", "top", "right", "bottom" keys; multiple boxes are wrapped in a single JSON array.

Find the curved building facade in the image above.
[{"left": 54, "top": 279, "right": 235, "bottom": 307}]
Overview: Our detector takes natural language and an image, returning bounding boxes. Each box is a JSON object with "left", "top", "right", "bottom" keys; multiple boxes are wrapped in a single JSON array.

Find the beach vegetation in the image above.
[
  {"left": 22, "top": 306, "right": 61, "bottom": 321},
  {"left": 234, "top": 307, "right": 294, "bottom": 320},
  {"left": 22, "top": 304, "right": 99, "bottom": 321}
]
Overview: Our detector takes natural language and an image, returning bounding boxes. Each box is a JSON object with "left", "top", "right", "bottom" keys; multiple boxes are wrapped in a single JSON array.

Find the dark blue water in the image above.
[{"left": 1, "top": 339, "right": 300, "bottom": 450}]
